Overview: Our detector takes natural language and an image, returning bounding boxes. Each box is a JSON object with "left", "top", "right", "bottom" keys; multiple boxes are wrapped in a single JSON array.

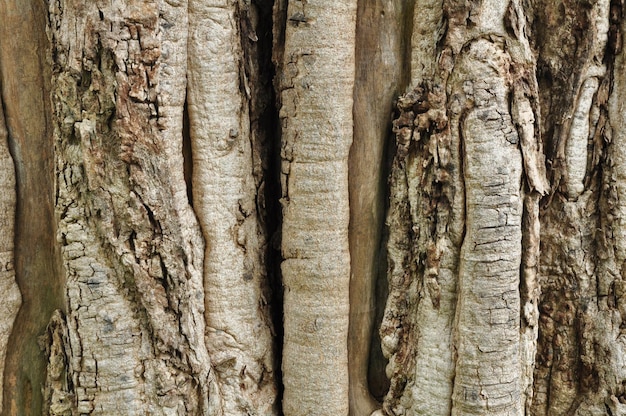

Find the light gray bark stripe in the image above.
[
  {"left": 279, "top": 1, "right": 357, "bottom": 415},
  {"left": 451, "top": 39, "right": 523, "bottom": 416}
]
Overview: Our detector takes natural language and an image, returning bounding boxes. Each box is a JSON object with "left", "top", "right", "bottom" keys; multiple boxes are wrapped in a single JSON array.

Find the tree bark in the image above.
[{"left": 2, "top": 1, "right": 626, "bottom": 415}]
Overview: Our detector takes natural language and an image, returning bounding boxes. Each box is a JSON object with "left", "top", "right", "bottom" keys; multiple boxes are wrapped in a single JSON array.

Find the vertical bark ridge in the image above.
[
  {"left": 381, "top": 79, "right": 460, "bottom": 416},
  {"left": 409, "top": 0, "right": 444, "bottom": 88},
  {"left": 379, "top": 1, "right": 461, "bottom": 413},
  {"left": 187, "top": 0, "right": 278, "bottom": 414},
  {"left": 597, "top": 1, "right": 626, "bottom": 414},
  {"left": 349, "top": 1, "right": 409, "bottom": 414},
  {"left": 0, "top": 83, "right": 19, "bottom": 415},
  {"left": 0, "top": 0, "right": 63, "bottom": 413},
  {"left": 450, "top": 39, "right": 524, "bottom": 415},
  {"left": 49, "top": 1, "right": 217, "bottom": 413},
  {"left": 278, "top": 1, "right": 357, "bottom": 414}
]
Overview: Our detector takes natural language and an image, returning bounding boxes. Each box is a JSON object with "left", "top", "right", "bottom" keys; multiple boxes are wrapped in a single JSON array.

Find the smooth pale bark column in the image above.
[
  {"left": 187, "top": 1, "right": 277, "bottom": 414},
  {"left": 278, "top": 1, "right": 357, "bottom": 415},
  {"left": 0, "top": 93, "right": 19, "bottom": 414}
]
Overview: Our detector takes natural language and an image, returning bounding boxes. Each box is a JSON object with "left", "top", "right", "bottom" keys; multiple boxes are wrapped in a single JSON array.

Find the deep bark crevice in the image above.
[
  {"left": 182, "top": 100, "right": 193, "bottom": 207},
  {"left": 251, "top": 0, "right": 285, "bottom": 408},
  {"left": 348, "top": 3, "right": 417, "bottom": 411}
]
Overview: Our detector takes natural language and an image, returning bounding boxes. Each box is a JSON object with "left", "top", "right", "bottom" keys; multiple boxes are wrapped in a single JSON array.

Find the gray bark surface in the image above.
[{"left": 48, "top": 1, "right": 218, "bottom": 413}]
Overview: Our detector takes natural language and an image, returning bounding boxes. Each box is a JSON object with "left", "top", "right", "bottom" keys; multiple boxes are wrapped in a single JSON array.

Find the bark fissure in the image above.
[{"left": 0, "top": 80, "right": 19, "bottom": 416}]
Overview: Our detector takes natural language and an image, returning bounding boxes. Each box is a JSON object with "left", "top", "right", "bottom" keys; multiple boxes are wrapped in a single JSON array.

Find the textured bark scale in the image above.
[
  {"left": 450, "top": 39, "right": 524, "bottom": 415},
  {"left": 379, "top": 0, "right": 548, "bottom": 414},
  {"left": 48, "top": 1, "right": 219, "bottom": 413}
]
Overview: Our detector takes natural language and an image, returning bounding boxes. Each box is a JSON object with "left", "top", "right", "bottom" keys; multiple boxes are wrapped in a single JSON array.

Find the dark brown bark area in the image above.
[
  {"left": 0, "top": 1, "right": 65, "bottom": 414},
  {"left": 527, "top": 0, "right": 620, "bottom": 414},
  {"left": 349, "top": 0, "right": 413, "bottom": 412}
]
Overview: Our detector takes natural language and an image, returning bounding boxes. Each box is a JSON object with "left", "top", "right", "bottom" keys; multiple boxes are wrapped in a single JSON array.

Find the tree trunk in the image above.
[{"left": 1, "top": 0, "right": 626, "bottom": 415}]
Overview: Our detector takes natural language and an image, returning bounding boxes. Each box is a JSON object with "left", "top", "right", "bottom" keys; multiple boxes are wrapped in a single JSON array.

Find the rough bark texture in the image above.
[
  {"left": 4, "top": 1, "right": 626, "bottom": 415},
  {"left": 49, "top": 1, "right": 217, "bottom": 413},
  {"left": 379, "top": 0, "right": 547, "bottom": 415}
]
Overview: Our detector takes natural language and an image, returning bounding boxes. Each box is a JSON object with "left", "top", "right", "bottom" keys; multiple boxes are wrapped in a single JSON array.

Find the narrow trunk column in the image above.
[
  {"left": 278, "top": 1, "right": 357, "bottom": 415},
  {"left": 449, "top": 40, "right": 524, "bottom": 415},
  {"left": 187, "top": 1, "right": 277, "bottom": 414}
]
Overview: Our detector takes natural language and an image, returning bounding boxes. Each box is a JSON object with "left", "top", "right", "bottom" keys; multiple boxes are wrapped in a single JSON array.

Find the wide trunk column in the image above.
[
  {"left": 278, "top": 1, "right": 357, "bottom": 415},
  {"left": 48, "top": 1, "right": 218, "bottom": 413},
  {"left": 380, "top": 1, "right": 545, "bottom": 414}
]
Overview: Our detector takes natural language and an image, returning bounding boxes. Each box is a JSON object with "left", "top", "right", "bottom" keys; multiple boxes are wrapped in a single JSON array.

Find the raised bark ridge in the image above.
[
  {"left": 450, "top": 38, "right": 524, "bottom": 415},
  {"left": 187, "top": 1, "right": 277, "bottom": 414},
  {"left": 380, "top": 0, "right": 548, "bottom": 414},
  {"left": 277, "top": 1, "right": 357, "bottom": 414}
]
